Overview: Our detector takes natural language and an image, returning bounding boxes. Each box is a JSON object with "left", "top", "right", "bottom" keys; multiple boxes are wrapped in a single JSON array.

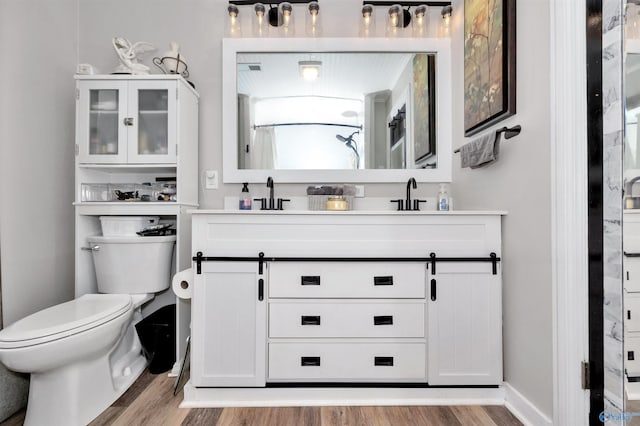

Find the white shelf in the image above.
[
  {"left": 77, "top": 164, "right": 176, "bottom": 174},
  {"left": 74, "top": 202, "right": 191, "bottom": 216}
]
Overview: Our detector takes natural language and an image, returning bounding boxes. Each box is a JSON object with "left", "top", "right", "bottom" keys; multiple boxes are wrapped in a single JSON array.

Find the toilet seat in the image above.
[{"left": 0, "top": 294, "right": 132, "bottom": 349}]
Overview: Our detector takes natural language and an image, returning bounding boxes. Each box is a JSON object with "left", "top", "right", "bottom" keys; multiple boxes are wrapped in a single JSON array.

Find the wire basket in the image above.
[{"left": 307, "top": 195, "right": 354, "bottom": 211}]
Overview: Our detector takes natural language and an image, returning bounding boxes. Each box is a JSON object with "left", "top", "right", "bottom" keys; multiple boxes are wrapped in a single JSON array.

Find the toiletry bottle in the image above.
[
  {"left": 239, "top": 183, "right": 252, "bottom": 210},
  {"left": 437, "top": 184, "right": 449, "bottom": 211}
]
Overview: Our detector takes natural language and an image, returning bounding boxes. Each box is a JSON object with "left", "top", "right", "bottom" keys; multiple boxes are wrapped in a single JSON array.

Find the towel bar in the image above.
[{"left": 454, "top": 124, "right": 521, "bottom": 153}]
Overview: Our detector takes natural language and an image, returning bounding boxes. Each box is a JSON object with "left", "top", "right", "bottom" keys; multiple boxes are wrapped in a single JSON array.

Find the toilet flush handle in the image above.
[{"left": 81, "top": 245, "right": 100, "bottom": 251}]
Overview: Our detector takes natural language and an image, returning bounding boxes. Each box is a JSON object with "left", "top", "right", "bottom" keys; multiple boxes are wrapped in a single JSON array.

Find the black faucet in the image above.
[
  {"left": 390, "top": 177, "right": 426, "bottom": 211},
  {"left": 266, "top": 176, "right": 275, "bottom": 210},
  {"left": 406, "top": 177, "right": 417, "bottom": 209}
]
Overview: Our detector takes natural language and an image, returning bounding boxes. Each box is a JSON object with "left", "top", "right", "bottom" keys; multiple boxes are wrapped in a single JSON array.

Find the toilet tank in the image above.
[{"left": 86, "top": 235, "right": 176, "bottom": 294}]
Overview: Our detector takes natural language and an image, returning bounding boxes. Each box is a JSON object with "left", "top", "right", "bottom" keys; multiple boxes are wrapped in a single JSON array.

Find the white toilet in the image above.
[{"left": 0, "top": 232, "right": 176, "bottom": 426}]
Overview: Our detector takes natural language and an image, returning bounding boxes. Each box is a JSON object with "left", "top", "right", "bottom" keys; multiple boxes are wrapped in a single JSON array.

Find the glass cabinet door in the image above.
[
  {"left": 77, "top": 81, "right": 127, "bottom": 163},
  {"left": 128, "top": 81, "right": 177, "bottom": 164}
]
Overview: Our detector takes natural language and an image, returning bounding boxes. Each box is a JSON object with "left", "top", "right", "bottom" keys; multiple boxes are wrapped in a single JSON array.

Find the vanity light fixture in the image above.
[
  {"left": 360, "top": 5, "right": 376, "bottom": 37},
  {"left": 362, "top": 1, "right": 452, "bottom": 37},
  {"left": 299, "top": 60, "right": 321, "bottom": 81},
  {"left": 306, "top": 1, "right": 320, "bottom": 36},
  {"left": 228, "top": 0, "right": 320, "bottom": 36}
]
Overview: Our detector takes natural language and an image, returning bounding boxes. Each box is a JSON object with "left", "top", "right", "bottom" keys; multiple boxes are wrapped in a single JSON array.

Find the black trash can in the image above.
[{"left": 135, "top": 304, "right": 176, "bottom": 374}]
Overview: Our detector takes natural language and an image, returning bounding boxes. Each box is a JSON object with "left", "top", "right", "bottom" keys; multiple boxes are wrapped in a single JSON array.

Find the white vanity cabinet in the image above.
[
  {"left": 190, "top": 211, "right": 504, "bottom": 388},
  {"left": 75, "top": 75, "right": 194, "bottom": 164},
  {"left": 191, "top": 262, "right": 266, "bottom": 387},
  {"left": 624, "top": 212, "right": 640, "bottom": 377},
  {"left": 427, "top": 262, "right": 503, "bottom": 385}
]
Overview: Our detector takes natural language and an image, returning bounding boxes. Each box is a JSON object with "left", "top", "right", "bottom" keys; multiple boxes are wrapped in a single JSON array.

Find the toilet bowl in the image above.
[{"left": 0, "top": 234, "right": 176, "bottom": 426}]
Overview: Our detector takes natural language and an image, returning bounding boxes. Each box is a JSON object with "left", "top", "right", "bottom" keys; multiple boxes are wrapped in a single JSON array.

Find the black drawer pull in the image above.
[
  {"left": 374, "top": 315, "right": 393, "bottom": 325},
  {"left": 374, "top": 276, "right": 394, "bottom": 286},
  {"left": 630, "top": 351, "right": 636, "bottom": 361},
  {"left": 258, "top": 279, "right": 264, "bottom": 301},
  {"left": 301, "top": 356, "right": 321, "bottom": 366},
  {"left": 301, "top": 276, "right": 321, "bottom": 286},
  {"left": 430, "top": 279, "right": 437, "bottom": 301},
  {"left": 374, "top": 356, "right": 394, "bottom": 366},
  {"left": 301, "top": 315, "right": 321, "bottom": 325}
]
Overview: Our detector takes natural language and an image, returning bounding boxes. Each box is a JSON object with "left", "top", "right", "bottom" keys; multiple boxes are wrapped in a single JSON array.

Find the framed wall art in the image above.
[
  {"left": 464, "top": 0, "right": 516, "bottom": 137},
  {"left": 412, "top": 53, "right": 437, "bottom": 164}
]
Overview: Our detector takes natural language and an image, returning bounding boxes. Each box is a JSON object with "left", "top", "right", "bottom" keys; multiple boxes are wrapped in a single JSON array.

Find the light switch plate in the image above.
[
  {"left": 205, "top": 170, "right": 218, "bottom": 189},
  {"left": 355, "top": 185, "right": 365, "bottom": 197}
]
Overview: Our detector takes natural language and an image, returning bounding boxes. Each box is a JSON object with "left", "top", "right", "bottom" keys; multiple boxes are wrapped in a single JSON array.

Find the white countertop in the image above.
[
  {"left": 191, "top": 209, "right": 507, "bottom": 216},
  {"left": 197, "top": 196, "right": 507, "bottom": 216}
]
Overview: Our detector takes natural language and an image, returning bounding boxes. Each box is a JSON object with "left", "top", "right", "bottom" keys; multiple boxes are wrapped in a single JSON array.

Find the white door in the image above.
[
  {"left": 77, "top": 81, "right": 128, "bottom": 164},
  {"left": 126, "top": 80, "right": 177, "bottom": 164},
  {"left": 192, "top": 262, "right": 267, "bottom": 387},
  {"left": 427, "top": 262, "right": 503, "bottom": 385}
]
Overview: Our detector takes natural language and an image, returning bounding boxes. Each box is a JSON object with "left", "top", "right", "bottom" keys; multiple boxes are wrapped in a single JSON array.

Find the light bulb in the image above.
[
  {"left": 440, "top": 5, "right": 452, "bottom": 37},
  {"left": 227, "top": 4, "right": 241, "bottom": 37},
  {"left": 307, "top": 1, "right": 320, "bottom": 36},
  {"left": 280, "top": 2, "right": 293, "bottom": 36},
  {"left": 360, "top": 5, "right": 375, "bottom": 36},
  {"left": 253, "top": 3, "right": 267, "bottom": 36}
]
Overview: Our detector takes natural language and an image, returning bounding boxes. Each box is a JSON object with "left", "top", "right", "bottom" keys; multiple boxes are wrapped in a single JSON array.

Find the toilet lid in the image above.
[{"left": 0, "top": 294, "right": 132, "bottom": 349}]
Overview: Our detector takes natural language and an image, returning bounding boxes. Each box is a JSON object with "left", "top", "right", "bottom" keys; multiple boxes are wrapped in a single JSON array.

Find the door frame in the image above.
[{"left": 551, "top": 0, "right": 591, "bottom": 424}]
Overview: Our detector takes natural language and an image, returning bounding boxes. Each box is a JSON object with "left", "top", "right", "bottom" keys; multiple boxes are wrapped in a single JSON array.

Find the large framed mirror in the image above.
[{"left": 222, "top": 38, "right": 452, "bottom": 183}]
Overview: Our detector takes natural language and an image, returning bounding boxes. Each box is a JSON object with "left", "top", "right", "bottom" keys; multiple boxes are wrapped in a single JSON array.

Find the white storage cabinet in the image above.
[
  {"left": 76, "top": 77, "right": 184, "bottom": 164},
  {"left": 73, "top": 75, "right": 199, "bottom": 373}
]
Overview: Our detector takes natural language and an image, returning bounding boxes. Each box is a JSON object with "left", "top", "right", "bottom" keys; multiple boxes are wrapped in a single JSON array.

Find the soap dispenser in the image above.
[
  {"left": 239, "top": 183, "right": 252, "bottom": 210},
  {"left": 437, "top": 184, "right": 449, "bottom": 211}
]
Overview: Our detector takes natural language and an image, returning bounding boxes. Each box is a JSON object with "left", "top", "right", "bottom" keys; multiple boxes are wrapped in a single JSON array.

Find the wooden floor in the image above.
[{"left": 2, "top": 370, "right": 523, "bottom": 426}]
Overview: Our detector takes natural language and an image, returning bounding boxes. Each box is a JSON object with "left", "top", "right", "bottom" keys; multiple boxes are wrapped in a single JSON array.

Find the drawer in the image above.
[
  {"left": 627, "top": 335, "right": 640, "bottom": 377},
  {"left": 268, "top": 342, "right": 426, "bottom": 381},
  {"left": 269, "top": 262, "right": 426, "bottom": 298},
  {"left": 626, "top": 292, "right": 640, "bottom": 332},
  {"left": 625, "top": 256, "right": 640, "bottom": 292},
  {"left": 269, "top": 301, "right": 425, "bottom": 338}
]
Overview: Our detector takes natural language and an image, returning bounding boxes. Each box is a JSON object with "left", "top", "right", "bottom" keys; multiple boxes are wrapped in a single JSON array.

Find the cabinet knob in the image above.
[{"left": 123, "top": 117, "right": 134, "bottom": 126}]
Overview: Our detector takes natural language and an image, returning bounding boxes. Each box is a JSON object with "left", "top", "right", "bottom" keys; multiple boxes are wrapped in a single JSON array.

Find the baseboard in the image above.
[
  {"left": 503, "top": 382, "right": 553, "bottom": 426},
  {"left": 181, "top": 380, "right": 506, "bottom": 408}
]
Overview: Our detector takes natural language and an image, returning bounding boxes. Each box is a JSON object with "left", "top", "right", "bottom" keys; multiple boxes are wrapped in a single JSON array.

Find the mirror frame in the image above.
[{"left": 222, "top": 37, "right": 452, "bottom": 183}]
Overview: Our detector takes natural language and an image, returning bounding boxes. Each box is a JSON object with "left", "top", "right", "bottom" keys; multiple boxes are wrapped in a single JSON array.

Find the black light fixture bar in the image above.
[
  {"left": 230, "top": 0, "right": 317, "bottom": 5},
  {"left": 362, "top": 1, "right": 451, "bottom": 6}
]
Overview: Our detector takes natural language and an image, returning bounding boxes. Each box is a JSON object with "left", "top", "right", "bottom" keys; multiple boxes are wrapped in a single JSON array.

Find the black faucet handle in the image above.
[
  {"left": 253, "top": 197, "right": 267, "bottom": 210},
  {"left": 413, "top": 199, "right": 427, "bottom": 211},
  {"left": 390, "top": 199, "right": 404, "bottom": 211},
  {"left": 277, "top": 198, "right": 291, "bottom": 210}
]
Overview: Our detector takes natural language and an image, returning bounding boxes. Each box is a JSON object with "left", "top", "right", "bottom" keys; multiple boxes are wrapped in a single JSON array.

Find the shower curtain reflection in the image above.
[{"left": 250, "top": 127, "right": 278, "bottom": 169}]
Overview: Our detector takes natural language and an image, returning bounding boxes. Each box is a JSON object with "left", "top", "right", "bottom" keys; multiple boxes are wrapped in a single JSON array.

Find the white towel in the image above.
[{"left": 460, "top": 132, "right": 501, "bottom": 169}]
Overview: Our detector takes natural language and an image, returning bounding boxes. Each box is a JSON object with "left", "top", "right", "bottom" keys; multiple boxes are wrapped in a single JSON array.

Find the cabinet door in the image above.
[
  {"left": 192, "top": 262, "right": 267, "bottom": 387},
  {"left": 126, "top": 81, "right": 177, "bottom": 164},
  {"left": 77, "top": 81, "right": 128, "bottom": 163},
  {"left": 625, "top": 255, "right": 640, "bottom": 292},
  {"left": 427, "top": 262, "right": 502, "bottom": 385}
]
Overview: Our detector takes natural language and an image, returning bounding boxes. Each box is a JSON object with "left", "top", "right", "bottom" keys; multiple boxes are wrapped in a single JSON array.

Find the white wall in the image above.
[
  {"left": 0, "top": 0, "right": 77, "bottom": 325},
  {"left": 76, "top": 0, "right": 552, "bottom": 418},
  {"left": 450, "top": 0, "right": 552, "bottom": 417}
]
